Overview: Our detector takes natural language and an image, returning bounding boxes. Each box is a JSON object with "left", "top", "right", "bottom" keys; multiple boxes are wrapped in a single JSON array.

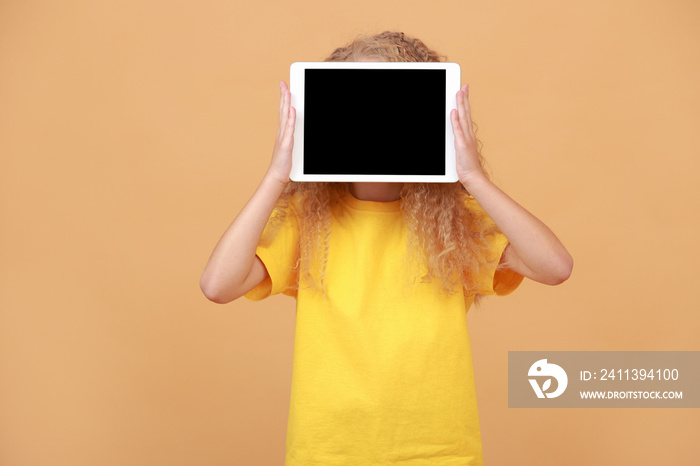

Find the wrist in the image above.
[
  {"left": 459, "top": 172, "right": 489, "bottom": 192},
  {"left": 261, "top": 171, "right": 290, "bottom": 197},
  {"left": 263, "top": 168, "right": 290, "bottom": 188}
]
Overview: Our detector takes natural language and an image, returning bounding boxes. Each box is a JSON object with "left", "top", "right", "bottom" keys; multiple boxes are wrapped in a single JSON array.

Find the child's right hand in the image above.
[
  {"left": 201, "top": 82, "right": 296, "bottom": 304},
  {"left": 266, "top": 81, "right": 296, "bottom": 185}
]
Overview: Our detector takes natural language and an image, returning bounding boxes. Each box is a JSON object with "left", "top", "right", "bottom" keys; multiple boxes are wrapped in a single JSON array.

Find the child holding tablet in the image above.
[{"left": 201, "top": 31, "right": 573, "bottom": 466}]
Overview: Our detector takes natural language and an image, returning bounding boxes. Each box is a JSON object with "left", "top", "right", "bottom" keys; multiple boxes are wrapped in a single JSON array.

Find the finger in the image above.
[
  {"left": 278, "top": 82, "right": 291, "bottom": 125},
  {"left": 281, "top": 105, "right": 296, "bottom": 139},
  {"left": 450, "top": 108, "right": 465, "bottom": 146},
  {"left": 456, "top": 90, "right": 474, "bottom": 137},
  {"left": 463, "top": 86, "right": 473, "bottom": 133},
  {"left": 280, "top": 106, "right": 296, "bottom": 151},
  {"left": 455, "top": 90, "right": 468, "bottom": 136},
  {"left": 279, "top": 87, "right": 291, "bottom": 131},
  {"left": 278, "top": 82, "right": 285, "bottom": 117},
  {"left": 450, "top": 107, "right": 459, "bottom": 129},
  {"left": 460, "top": 83, "right": 470, "bottom": 104},
  {"left": 285, "top": 106, "right": 296, "bottom": 135}
]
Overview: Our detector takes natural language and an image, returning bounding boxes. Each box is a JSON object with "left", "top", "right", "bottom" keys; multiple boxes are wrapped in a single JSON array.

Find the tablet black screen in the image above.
[{"left": 303, "top": 69, "right": 446, "bottom": 175}]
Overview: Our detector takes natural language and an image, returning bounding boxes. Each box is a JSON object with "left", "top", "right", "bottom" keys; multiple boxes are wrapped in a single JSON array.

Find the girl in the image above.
[{"left": 201, "top": 31, "right": 572, "bottom": 466}]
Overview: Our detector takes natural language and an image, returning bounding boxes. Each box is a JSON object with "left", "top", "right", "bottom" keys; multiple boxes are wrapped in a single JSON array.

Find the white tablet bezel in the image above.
[{"left": 289, "top": 61, "right": 461, "bottom": 183}]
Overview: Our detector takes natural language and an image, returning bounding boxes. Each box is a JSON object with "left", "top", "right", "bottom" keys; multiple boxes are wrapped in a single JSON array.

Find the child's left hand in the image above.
[{"left": 450, "top": 84, "right": 484, "bottom": 186}]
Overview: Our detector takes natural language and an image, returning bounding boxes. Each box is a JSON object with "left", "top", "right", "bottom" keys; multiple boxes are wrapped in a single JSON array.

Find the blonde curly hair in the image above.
[{"left": 267, "top": 31, "right": 503, "bottom": 301}]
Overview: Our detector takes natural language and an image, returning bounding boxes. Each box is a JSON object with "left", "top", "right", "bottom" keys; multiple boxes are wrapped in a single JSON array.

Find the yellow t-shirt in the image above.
[{"left": 245, "top": 192, "right": 523, "bottom": 465}]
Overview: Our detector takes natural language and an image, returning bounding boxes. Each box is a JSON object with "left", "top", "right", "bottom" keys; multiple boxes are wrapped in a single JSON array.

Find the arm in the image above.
[
  {"left": 200, "top": 82, "right": 296, "bottom": 303},
  {"left": 450, "top": 84, "right": 573, "bottom": 285}
]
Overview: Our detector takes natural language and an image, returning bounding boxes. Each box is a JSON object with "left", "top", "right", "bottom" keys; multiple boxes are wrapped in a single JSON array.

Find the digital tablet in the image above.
[{"left": 289, "top": 61, "right": 461, "bottom": 182}]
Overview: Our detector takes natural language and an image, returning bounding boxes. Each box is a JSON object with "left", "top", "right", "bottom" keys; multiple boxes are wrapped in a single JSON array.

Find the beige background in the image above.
[{"left": 1, "top": 0, "right": 698, "bottom": 464}]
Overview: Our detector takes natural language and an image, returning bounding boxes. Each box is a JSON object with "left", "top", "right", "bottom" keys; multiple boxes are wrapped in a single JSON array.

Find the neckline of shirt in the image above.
[{"left": 341, "top": 192, "right": 401, "bottom": 212}]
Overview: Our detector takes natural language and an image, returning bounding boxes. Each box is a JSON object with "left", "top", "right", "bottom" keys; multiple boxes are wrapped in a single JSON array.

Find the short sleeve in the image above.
[
  {"left": 243, "top": 202, "right": 300, "bottom": 301},
  {"left": 465, "top": 197, "right": 525, "bottom": 297}
]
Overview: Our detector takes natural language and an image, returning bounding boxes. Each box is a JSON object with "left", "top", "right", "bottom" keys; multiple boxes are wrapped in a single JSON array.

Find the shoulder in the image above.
[
  {"left": 463, "top": 194, "right": 499, "bottom": 233},
  {"left": 269, "top": 192, "right": 302, "bottom": 223},
  {"left": 463, "top": 194, "right": 482, "bottom": 213}
]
